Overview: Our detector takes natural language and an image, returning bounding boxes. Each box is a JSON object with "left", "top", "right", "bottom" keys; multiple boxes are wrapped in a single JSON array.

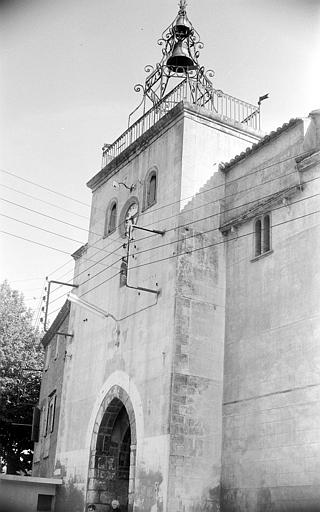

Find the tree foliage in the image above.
[{"left": 0, "top": 280, "right": 43, "bottom": 474}]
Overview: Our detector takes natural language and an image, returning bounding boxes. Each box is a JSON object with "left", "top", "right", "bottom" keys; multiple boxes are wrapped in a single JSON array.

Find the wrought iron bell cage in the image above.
[
  {"left": 128, "top": 0, "right": 216, "bottom": 126},
  {"left": 101, "top": 1, "right": 261, "bottom": 166}
]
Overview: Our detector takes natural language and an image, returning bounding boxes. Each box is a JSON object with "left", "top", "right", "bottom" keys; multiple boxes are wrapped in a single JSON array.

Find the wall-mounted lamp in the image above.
[{"left": 68, "top": 293, "right": 120, "bottom": 346}]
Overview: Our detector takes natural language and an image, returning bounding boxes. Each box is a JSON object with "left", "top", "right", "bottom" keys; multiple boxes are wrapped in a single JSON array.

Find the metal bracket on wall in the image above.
[
  {"left": 124, "top": 223, "right": 164, "bottom": 295},
  {"left": 43, "top": 280, "right": 79, "bottom": 336}
]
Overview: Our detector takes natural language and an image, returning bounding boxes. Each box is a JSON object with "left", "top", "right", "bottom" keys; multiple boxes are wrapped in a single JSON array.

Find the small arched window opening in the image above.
[
  {"left": 263, "top": 215, "right": 270, "bottom": 252},
  {"left": 105, "top": 201, "right": 117, "bottom": 237},
  {"left": 255, "top": 219, "right": 262, "bottom": 256},
  {"left": 144, "top": 169, "right": 157, "bottom": 210},
  {"left": 254, "top": 214, "right": 271, "bottom": 257},
  {"left": 120, "top": 257, "right": 128, "bottom": 287}
]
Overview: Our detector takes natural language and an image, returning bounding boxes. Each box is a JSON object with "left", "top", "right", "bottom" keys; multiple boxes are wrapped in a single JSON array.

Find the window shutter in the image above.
[{"left": 31, "top": 406, "right": 41, "bottom": 442}]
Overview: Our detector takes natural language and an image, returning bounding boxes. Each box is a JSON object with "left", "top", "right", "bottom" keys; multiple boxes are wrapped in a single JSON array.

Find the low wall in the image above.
[{"left": 0, "top": 474, "right": 62, "bottom": 512}]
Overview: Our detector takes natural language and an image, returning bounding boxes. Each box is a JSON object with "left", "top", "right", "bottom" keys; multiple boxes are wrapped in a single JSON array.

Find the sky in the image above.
[{"left": 0, "top": 0, "right": 319, "bottom": 326}]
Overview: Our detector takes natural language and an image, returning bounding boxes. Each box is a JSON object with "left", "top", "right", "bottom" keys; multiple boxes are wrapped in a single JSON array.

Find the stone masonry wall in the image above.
[
  {"left": 33, "top": 312, "right": 69, "bottom": 479},
  {"left": 221, "top": 117, "right": 320, "bottom": 511}
]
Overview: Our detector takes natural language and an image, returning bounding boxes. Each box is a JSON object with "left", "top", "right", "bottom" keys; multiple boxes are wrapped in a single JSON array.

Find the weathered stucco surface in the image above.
[
  {"left": 35, "top": 104, "right": 320, "bottom": 512},
  {"left": 221, "top": 114, "right": 320, "bottom": 511},
  {"left": 51, "top": 103, "right": 259, "bottom": 511}
]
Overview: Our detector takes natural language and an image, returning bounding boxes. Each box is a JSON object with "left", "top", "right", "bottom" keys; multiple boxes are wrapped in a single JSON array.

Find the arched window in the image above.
[
  {"left": 120, "top": 257, "right": 128, "bottom": 287},
  {"left": 147, "top": 174, "right": 157, "bottom": 206},
  {"left": 254, "top": 214, "right": 271, "bottom": 257},
  {"left": 255, "top": 219, "right": 262, "bottom": 256},
  {"left": 263, "top": 214, "right": 270, "bottom": 253},
  {"left": 144, "top": 169, "right": 157, "bottom": 210},
  {"left": 105, "top": 200, "right": 117, "bottom": 237}
]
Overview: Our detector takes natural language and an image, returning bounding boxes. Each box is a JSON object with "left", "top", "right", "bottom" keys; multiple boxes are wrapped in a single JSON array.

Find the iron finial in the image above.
[
  {"left": 179, "top": 0, "right": 187, "bottom": 14},
  {"left": 128, "top": 0, "right": 214, "bottom": 125}
]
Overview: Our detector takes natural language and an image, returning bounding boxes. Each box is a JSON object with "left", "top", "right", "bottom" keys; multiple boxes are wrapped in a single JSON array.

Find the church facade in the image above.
[{"left": 33, "top": 3, "right": 320, "bottom": 512}]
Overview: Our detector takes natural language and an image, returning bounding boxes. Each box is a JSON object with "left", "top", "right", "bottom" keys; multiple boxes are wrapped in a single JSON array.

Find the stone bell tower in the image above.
[{"left": 53, "top": 2, "right": 263, "bottom": 511}]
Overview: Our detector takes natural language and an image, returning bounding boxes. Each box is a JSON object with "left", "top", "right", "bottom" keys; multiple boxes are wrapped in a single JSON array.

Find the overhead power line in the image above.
[
  {"left": 2, "top": 149, "right": 316, "bottom": 297},
  {"left": 90, "top": 150, "right": 318, "bottom": 250},
  {"left": 0, "top": 196, "right": 124, "bottom": 258},
  {"left": 0, "top": 183, "right": 90, "bottom": 220},
  {"left": 133, "top": 187, "right": 320, "bottom": 259},
  {"left": 7, "top": 174, "right": 319, "bottom": 313},
  {"left": 9, "top": 277, "right": 44, "bottom": 283},
  {"left": 43, "top": 165, "right": 313, "bottom": 284},
  {"left": 58, "top": 176, "right": 320, "bottom": 283},
  {"left": 0, "top": 168, "right": 90, "bottom": 207},
  {"left": 0, "top": 196, "right": 100, "bottom": 236},
  {"left": 119, "top": 149, "right": 314, "bottom": 228},
  {"left": 38, "top": 176, "right": 320, "bottom": 312},
  {"left": 0, "top": 213, "right": 85, "bottom": 245},
  {"left": 0, "top": 167, "right": 119, "bottom": 245},
  {"left": 0, "top": 231, "right": 71, "bottom": 254},
  {"left": 0, "top": 150, "right": 313, "bottom": 246},
  {"left": 70, "top": 185, "right": 320, "bottom": 298},
  {"left": 78, "top": 207, "right": 320, "bottom": 300}
]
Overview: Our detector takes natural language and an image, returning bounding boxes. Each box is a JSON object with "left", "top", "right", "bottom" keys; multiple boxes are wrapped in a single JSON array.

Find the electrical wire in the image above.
[
  {"left": 0, "top": 196, "right": 102, "bottom": 236},
  {"left": 77, "top": 201, "right": 320, "bottom": 300},
  {"left": 87, "top": 149, "right": 318, "bottom": 253},
  {"left": 0, "top": 168, "right": 90, "bottom": 207},
  {"left": 0, "top": 231, "right": 72, "bottom": 254},
  {"left": 44, "top": 182, "right": 320, "bottom": 317},
  {"left": 32, "top": 279, "right": 47, "bottom": 328},
  {"left": 0, "top": 150, "right": 313, "bottom": 249},
  {"left": 47, "top": 254, "right": 124, "bottom": 309},
  {"left": 0, "top": 168, "right": 119, "bottom": 245},
  {"left": 125, "top": 149, "right": 314, "bottom": 223},
  {"left": 0, "top": 183, "right": 90, "bottom": 220},
  {"left": 45, "top": 185, "right": 320, "bottom": 319},
  {"left": 90, "top": 149, "right": 318, "bottom": 255},
  {"left": 96, "top": 151, "right": 319, "bottom": 256},
  {"left": 34, "top": 163, "right": 312, "bottom": 287},
  {"left": 0, "top": 163, "right": 302, "bottom": 290},
  {"left": 3, "top": 149, "right": 316, "bottom": 313},
  {"left": 131, "top": 208, "right": 320, "bottom": 272},
  {"left": 0, "top": 213, "right": 85, "bottom": 245},
  {"left": 1, "top": 149, "right": 313, "bottom": 288},
  {"left": 9, "top": 277, "right": 44, "bottom": 283},
  {"left": 47, "top": 240, "right": 124, "bottom": 299},
  {"left": 0, "top": 197, "right": 125, "bottom": 258},
  {"left": 61, "top": 176, "right": 318, "bottom": 277},
  {"left": 132, "top": 184, "right": 320, "bottom": 259},
  {"left": 7, "top": 170, "right": 318, "bottom": 315},
  {"left": 47, "top": 259, "right": 74, "bottom": 278}
]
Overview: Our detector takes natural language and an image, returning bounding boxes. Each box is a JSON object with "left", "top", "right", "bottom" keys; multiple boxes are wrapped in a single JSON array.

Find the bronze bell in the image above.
[
  {"left": 174, "top": 14, "right": 191, "bottom": 39},
  {"left": 167, "top": 41, "right": 195, "bottom": 72}
]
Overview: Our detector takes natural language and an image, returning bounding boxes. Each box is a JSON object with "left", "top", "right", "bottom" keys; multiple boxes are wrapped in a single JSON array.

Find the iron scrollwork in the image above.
[{"left": 128, "top": 0, "right": 216, "bottom": 124}]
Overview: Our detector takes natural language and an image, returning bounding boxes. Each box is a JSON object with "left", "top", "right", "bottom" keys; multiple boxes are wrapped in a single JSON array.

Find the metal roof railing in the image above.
[{"left": 102, "top": 80, "right": 259, "bottom": 167}]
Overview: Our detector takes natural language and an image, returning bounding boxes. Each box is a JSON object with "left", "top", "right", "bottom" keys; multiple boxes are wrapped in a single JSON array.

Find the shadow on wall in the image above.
[
  {"left": 135, "top": 473, "right": 220, "bottom": 512},
  {"left": 194, "top": 486, "right": 221, "bottom": 512},
  {"left": 55, "top": 477, "right": 84, "bottom": 512},
  {"left": 221, "top": 486, "right": 320, "bottom": 512},
  {"left": 135, "top": 468, "right": 163, "bottom": 512}
]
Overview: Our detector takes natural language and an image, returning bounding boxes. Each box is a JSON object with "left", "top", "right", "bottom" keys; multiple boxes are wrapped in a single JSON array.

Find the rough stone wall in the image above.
[
  {"left": 54, "top": 112, "right": 185, "bottom": 511},
  {"left": 52, "top": 104, "right": 262, "bottom": 511},
  {"left": 221, "top": 116, "right": 320, "bottom": 511},
  {"left": 167, "top": 171, "right": 225, "bottom": 512},
  {"left": 166, "top": 105, "right": 259, "bottom": 512},
  {"left": 33, "top": 313, "right": 69, "bottom": 479}
]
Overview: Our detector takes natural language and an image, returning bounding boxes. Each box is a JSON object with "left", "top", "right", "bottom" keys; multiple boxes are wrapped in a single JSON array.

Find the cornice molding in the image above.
[
  {"left": 220, "top": 184, "right": 302, "bottom": 234},
  {"left": 87, "top": 101, "right": 262, "bottom": 192}
]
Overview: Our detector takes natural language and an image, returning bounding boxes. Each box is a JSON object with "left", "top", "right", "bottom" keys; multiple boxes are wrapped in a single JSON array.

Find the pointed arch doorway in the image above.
[{"left": 87, "top": 387, "right": 137, "bottom": 511}]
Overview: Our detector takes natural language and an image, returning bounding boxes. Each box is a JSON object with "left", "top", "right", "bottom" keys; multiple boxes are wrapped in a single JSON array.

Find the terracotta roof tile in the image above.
[{"left": 220, "top": 118, "right": 301, "bottom": 172}]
